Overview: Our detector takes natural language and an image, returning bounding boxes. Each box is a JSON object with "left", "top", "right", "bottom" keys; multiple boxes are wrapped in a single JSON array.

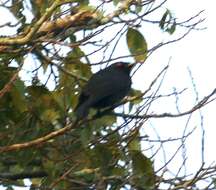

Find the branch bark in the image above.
[
  {"left": 0, "top": 0, "right": 61, "bottom": 45},
  {"left": 0, "top": 170, "right": 47, "bottom": 180},
  {"left": 0, "top": 121, "right": 78, "bottom": 153},
  {"left": 115, "top": 88, "right": 216, "bottom": 119}
]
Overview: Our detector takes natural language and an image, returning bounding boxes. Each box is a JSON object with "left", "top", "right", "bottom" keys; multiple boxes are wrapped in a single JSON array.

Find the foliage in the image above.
[{"left": 0, "top": 0, "right": 215, "bottom": 190}]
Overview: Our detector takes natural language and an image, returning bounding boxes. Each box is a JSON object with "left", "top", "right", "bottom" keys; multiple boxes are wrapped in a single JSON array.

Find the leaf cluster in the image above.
[{"left": 0, "top": 0, "right": 209, "bottom": 190}]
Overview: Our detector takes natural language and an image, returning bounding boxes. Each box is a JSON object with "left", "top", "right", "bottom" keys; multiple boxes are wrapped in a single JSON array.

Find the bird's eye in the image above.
[{"left": 116, "top": 63, "right": 124, "bottom": 67}]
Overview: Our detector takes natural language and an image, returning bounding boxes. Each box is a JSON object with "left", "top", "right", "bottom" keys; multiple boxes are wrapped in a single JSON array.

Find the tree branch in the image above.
[
  {"left": 0, "top": 0, "right": 61, "bottom": 45},
  {"left": 0, "top": 121, "right": 79, "bottom": 153},
  {"left": 0, "top": 170, "right": 47, "bottom": 180},
  {"left": 115, "top": 88, "right": 216, "bottom": 119},
  {"left": 0, "top": 72, "right": 19, "bottom": 99}
]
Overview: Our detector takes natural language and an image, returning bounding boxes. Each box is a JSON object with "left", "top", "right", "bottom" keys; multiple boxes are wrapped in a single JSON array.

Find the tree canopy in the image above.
[{"left": 0, "top": 0, "right": 215, "bottom": 190}]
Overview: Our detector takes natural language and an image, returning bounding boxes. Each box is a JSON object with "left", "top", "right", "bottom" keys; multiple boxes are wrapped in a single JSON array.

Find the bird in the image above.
[{"left": 74, "top": 62, "right": 135, "bottom": 119}]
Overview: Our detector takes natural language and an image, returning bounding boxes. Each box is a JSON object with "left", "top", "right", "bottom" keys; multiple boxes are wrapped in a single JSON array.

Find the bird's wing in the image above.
[
  {"left": 83, "top": 70, "right": 131, "bottom": 100},
  {"left": 74, "top": 91, "right": 90, "bottom": 111}
]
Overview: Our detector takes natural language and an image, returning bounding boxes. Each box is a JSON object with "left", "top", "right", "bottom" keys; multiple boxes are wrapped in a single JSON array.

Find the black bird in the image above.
[{"left": 75, "top": 62, "right": 134, "bottom": 119}]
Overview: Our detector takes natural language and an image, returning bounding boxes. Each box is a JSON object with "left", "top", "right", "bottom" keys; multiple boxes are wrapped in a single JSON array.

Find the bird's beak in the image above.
[{"left": 128, "top": 62, "right": 136, "bottom": 68}]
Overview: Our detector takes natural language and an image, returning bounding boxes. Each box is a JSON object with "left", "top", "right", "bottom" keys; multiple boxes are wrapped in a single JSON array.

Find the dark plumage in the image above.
[{"left": 75, "top": 62, "right": 134, "bottom": 119}]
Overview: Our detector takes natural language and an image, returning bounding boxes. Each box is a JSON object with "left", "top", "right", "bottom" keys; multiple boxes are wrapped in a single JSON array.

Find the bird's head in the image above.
[{"left": 112, "top": 62, "right": 135, "bottom": 73}]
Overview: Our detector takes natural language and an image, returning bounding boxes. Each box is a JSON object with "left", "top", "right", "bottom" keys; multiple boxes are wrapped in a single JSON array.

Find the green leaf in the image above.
[
  {"left": 63, "top": 47, "right": 91, "bottom": 79},
  {"left": 10, "top": 0, "right": 25, "bottom": 23},
  {"left": 94, "top": 144, "right": 113, "bottom": 167},
  {"left": 65, "top": 47, "right": 85, "bottom": 61},
  {"left": 30, "top": 0, "right": 50, "bottom": 18},
  {"left": 167, "top": 20, "right": 176, "bottom": 34},
  {"left": 126, "top": 28, "right": 148, "bottom": 63},
  {"left": 213, "top": 178, "right": 216, "bottom": 189},
  {"left": 135, "top": 5, "right": 142, "bottom": 13},
  {"left": 10, "top": 79, "right": 27, "bottom": 112},
  {"left": 87, "top": 143, "right": 121, "bottom": 176},
  {"left": 41, "top": 109, "right": 60, "bottom": 123},
  {"left": 130, "top": 151, "right": 155, "bottom": 189},
  {"left": 80, "top": 125, "right": 94, "bottom": 146},
  {"left": 93, "top": 115, "right": 117, "bottom": 128},
  {"left": 159, "top": 9, "right": 171, "bottom": 30},
  {"left": 128, "top": 130, "right": 141, "bottom": 151},
  {"left": 73, "top": 168, "right": 96, "bottom": 183},
  {"left": 27, "top": 85, "right": 49, "bottom": 98},
  {"left": 135, "top": 0, "right": 142, "bottom": 13},
  {"left": 112, "top": 167, "right": 126, "bottom": 176},
  {"left": 77, "top": 0, "right": 89, "bottom": 6},
  {"left": 128, "top": 89, "right": 143, "bottom": 111},
  {"left": 69, "top": 34, "right": 76, "bottom": 43},
  {"left": 113, "top": 0, "right": 120, "bottom": 6},
  {"left": 159, "top": 9, "right": 176, "bottom": 35}
]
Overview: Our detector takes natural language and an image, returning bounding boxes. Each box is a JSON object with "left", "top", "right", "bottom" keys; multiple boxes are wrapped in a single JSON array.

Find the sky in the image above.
[
  {"left": 0, "top": 0, "right": 216, "bottom": 189},
  {"left": 133, "top": 0, "right": 216, "bottom": 175},
  {"left": 160, "top": 0, "right": 216, "bottom": 164}
]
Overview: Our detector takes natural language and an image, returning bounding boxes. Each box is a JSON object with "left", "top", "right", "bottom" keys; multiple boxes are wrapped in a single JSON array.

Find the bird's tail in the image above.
[{"left": 74, "top": 102, "right": 90, "bottom": 120}]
